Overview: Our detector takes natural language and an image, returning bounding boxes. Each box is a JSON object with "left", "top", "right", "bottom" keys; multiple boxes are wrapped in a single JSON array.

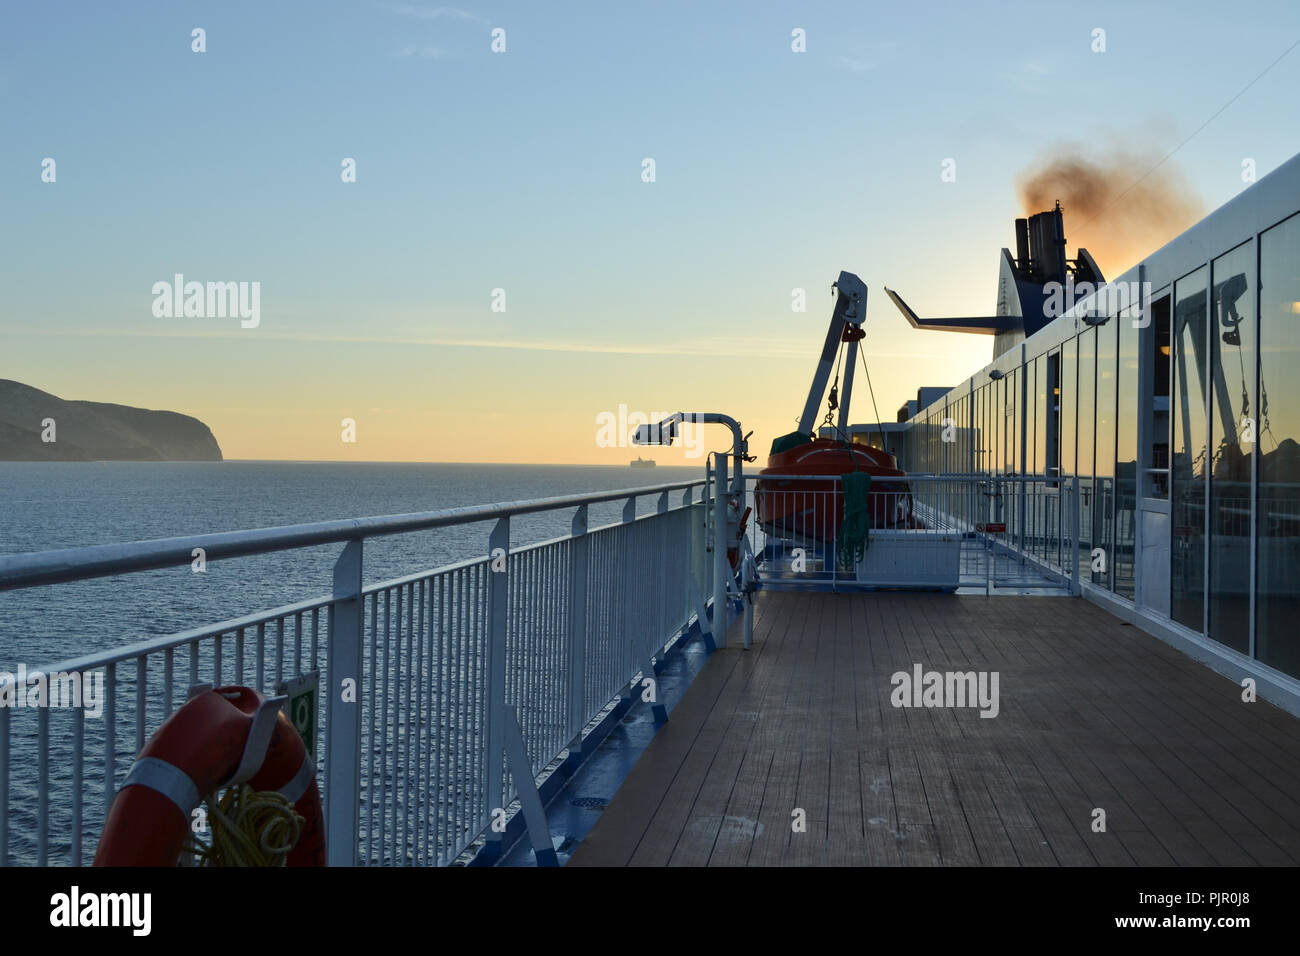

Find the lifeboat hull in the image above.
[{"left": 756, "top": 439, "right": 917, "bottom": 545}]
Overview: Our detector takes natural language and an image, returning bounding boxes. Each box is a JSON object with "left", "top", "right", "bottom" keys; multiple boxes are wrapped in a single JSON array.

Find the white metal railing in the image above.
[
  {"left": 0, "top": 479, "right": 709, "bottom": 867},
  {"left": 742, "top": 473, "right": 1079, "bottom": 592}
]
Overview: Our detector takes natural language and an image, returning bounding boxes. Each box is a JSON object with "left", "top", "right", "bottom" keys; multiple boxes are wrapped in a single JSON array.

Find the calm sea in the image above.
[{"left": 0, "top": 461, "right": 702, "bottom": 669}]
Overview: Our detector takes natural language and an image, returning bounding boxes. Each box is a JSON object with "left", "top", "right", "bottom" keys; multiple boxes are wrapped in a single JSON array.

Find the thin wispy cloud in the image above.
[
  {"left": 1001, "top": 59, "right": 1053, "bottom": 94},
  {"left": 384, "top": 3, "right": 484, "bottom": 22},
  {"left": 397, "top": 45, "right": 449, "bottom": 59},
  {"left": 2, "top": 327, "right": 956, "bottom": 361},
  {"left": 836, "top": 41, "right": 900, "bottom": 74}
]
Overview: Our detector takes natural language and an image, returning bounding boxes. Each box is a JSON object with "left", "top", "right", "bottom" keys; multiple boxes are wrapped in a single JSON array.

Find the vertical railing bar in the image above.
[
  {"left": 552, "top": 541, "right": 563, "bottom": 755},
  {"left": 467, "top": 562, "right": 477, "bottom": 850},
  {"left": 71, "top": 705, "right": 84, "bottom": 866},
  {"left": 379, "top": 587, "right": 392, "bottom": 864},
  {"left": 392, "top": 583, "right": 403, "bottom": 864},
  {"left": 394, "top": 583, "right": 405, "bottom": 864},
  {"left": 515, "top": 550, "right": 522, "bottom": 782},
  {"left": 526, "top": 547, "right": 536, "bottom": 768},
  {"left": 0, "top": 708, "right": 8, "bottom": 867},
  {"left": 414, "top": 577, "right": 427, "bottom": 864},
  {"left": 395, "top": 582, "right": 407, "bottom": 863},
  {"left": 214, "top": 632, "right": 223, "bottom": 688},
  {"left": 434, "top": 574, "right": 444, "bottom": 868},
  {"left": 325, "top": 601, "right": 335, "bottom": 803},
  {"left": 545, "top": 544, "right": 554, "bottom": 756},
  {"left": 37, "top": 707, "right": 50, "bottom": 866},
  {"left": 543, "top": 544, "right": 552, "bottom": 764},
  {"left": 275, "top": 618, "right": 285, "bottom": 686},
  {"left": 241, "top": 624, "right": 253, "bottom": 691},
  {"left": 475, "top": 559, "right": 486, "bottom": 842},
  {"left": 454, "top": 568, "right": 465, "bottom": 854},
  {"left": 403, "top": 580, "right": 414, "bottom": 863},
  {"left": 436, "top": 572, "right": 447, "bottom": 862},
  {"left": 409, "top": 578, "right": 420, "bottom": 862},
  {"left": 448, "top": 569, "right": 459, "bottom": 861},
  {"left": 311, "top": 607, "right": 320, "bottom": 672},
  {"left": 135, "top": 655, "right": 147, "bottom": 754},
  {"left": 163, "top": 648, "right": 174, "bottom": 718},
  {"left": 531, "top": 547, "right": 540, "bottom": 761},
  {"left": 103, "top": 661, "right": 116, "bottom": 824},
  {"left": 294, "top": 613, "right": 304, "bottom": 676},
  {"left": 366, "top": 590, "right": 379, "bottom": 865},
  {"left": 420, "top": 577, "right": 431, "bottom": 865}
]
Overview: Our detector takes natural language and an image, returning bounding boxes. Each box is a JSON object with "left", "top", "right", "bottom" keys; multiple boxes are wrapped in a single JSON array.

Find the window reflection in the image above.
[
  {"left": 1095, "top": 317, "right": 1117, "bottom": 587},
  {"left": 1208, "top": 242, "right": 1254, "bottom": 653},
  {"left": 1116, "top": 304, "right": 1140, "bottom": 598},
  {"left": 1077, "top": 329, "right": 1096, "bottom": 569},
  {"left": 1257, "top": 212, "right": 1300, "bottom": 678},
  {"left": 1172, "top": 266, "right": 1208, "bottom": 634}
]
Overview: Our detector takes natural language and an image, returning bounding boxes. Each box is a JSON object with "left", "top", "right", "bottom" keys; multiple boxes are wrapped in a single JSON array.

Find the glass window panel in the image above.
[
  {"left": 1095, "top": 317, "right": 1118, "bottom": 587},
  {"left": 1116, "top": 304, "right": 1141, "bottom": 598},
  {"left": 1172, "top": 266, "right": 1209, "bottom": 634},
  {"left": 982, "top": 384, "right": 990, "bottom": 473},
  {"left": 1062, "top": 337, "right": 1077, "bottom": 476},
  {"left": 1007, "top": 370, "right": 1018, "bottom": 475},
  {"left": 993, "top": 377, "right": 1001, "bottom": 476},
  {"left": 1257, "top": 212, "right": 1300, "bottom": 677},
  {"left": 1208, "top": 241, "right": 1255, "bottom": 653},
  {"left": 1078, "top": 328, "right": 1097, "bottom": 563},
  {"left": 1034, "top": 355, "right": 1047, "bottom": 476}
]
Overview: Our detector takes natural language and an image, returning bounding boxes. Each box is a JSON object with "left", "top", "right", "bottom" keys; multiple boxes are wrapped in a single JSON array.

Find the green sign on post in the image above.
[{"left": 276, "top": 671, "right": 319, "bottom": 762}]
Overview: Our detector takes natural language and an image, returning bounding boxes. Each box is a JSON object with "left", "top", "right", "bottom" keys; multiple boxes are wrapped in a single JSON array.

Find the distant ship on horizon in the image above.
[{"left": 630, "top": 456, "right": 656, "bottom": 468}]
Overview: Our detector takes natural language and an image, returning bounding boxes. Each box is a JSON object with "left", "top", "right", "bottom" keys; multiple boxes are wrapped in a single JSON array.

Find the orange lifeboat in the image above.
[{"left": 757, "top": 438, "right": 916, "bottom": 545}]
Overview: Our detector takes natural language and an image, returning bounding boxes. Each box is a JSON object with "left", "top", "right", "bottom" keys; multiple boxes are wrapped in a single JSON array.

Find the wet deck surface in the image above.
[{"left": 568, "top": 592, "right": 1300, "bottom": 866}]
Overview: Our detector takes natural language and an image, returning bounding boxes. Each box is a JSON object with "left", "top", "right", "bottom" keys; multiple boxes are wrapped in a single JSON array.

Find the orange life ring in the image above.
[{"left": 94, "top": 685, "right": 326, "bottom": 867}]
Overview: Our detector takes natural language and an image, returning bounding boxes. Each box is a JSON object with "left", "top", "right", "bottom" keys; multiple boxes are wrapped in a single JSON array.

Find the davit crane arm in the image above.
[{"left": 795, "top": 271, "right": 868, "bottom": 440}]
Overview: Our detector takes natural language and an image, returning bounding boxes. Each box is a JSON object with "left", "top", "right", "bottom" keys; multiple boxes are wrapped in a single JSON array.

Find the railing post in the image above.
[
  {"left": 326, "top": 538, "right": 363, "bottom": 866},
  {"left": 0, "top": 707, "right": 7, "bottom": 868},
  {"left": 712, "top": 453, "right": 729, "bottom": 648},
  {"left": 1017, "top": 477, "right": 1026, "bottom": 558},
  {"left": 566, "top": 506, "right": 589, "bottom": 756},
  {"left": 484, "top": 517, "right": 509, "bottom": 856},
  {"left": 656, "top": 491, "right": 670, "bottom": 648},
  {"left": 620, "top": 497, "right": 638, "bottom": 698},
  {"left": 1071, "top": 476, "right": 1082, "bottom": 595},
  {"left": 683, "top": 484, "right": 714, "bottom": 651}
]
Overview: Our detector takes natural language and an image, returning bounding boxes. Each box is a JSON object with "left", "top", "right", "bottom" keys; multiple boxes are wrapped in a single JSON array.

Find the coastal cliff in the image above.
[{"left": 0, "top": 380, "right": 223, "bottom": 461}]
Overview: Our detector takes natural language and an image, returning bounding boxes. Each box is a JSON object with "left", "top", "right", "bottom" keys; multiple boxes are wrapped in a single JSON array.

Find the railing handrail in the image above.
[
  {"left": 749, "top": 472, "right": 1066, "bottom": 481},
  {"left": 0, "top": 479, "right": 707, "bottom": 592},
  {"left": 5, "top": 592, "right": 337, "bottom": 681},
  {"left": 5, "top": 499, "right": 704, "bottom": 687}
]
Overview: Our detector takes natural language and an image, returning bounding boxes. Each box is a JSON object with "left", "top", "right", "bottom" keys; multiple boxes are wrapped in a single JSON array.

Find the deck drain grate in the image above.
[{"left": 570, "top": 796, "right": 608, "bottom": 810}]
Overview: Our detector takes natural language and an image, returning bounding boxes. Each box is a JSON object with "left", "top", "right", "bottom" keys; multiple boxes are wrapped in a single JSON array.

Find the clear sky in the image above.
[{"left": 3, "top": 1, "right": 1298, "bottom": 463}]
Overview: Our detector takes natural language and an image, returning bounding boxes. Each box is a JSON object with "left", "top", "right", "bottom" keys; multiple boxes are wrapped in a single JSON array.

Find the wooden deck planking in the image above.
[{"left": 568, "top": 592, "right": 1300, "bottom": 867}]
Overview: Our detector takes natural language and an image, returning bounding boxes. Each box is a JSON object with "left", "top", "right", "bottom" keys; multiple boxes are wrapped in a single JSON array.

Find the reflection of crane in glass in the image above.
[
  {"left": 1211, "top": 271, "right": 1276, "bottom": 455},
  {"left": 1213, "top": 272, "right": 1250, "bottom": 471},
  {"left": 1172, "top": 272, "right": 1263, "bottom": 477}
]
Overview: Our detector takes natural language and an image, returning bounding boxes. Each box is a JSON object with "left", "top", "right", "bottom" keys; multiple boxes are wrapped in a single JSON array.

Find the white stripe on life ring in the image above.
[
  {"left": 121, "top": 756, "right": 200, "bottom": 816},
  {"left": 277, "top": 756, "right": 315, "bottom": 806}
]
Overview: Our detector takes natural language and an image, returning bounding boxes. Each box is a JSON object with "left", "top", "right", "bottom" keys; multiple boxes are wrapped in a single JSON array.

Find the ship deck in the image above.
[{"left": 568, "top": 592, "right": 1300, "bottom": 866}]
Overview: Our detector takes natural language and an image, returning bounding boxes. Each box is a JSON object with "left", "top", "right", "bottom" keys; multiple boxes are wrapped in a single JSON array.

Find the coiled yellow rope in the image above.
[{"left": 185, "top": 785, "right": 304, "bottom": 867}]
